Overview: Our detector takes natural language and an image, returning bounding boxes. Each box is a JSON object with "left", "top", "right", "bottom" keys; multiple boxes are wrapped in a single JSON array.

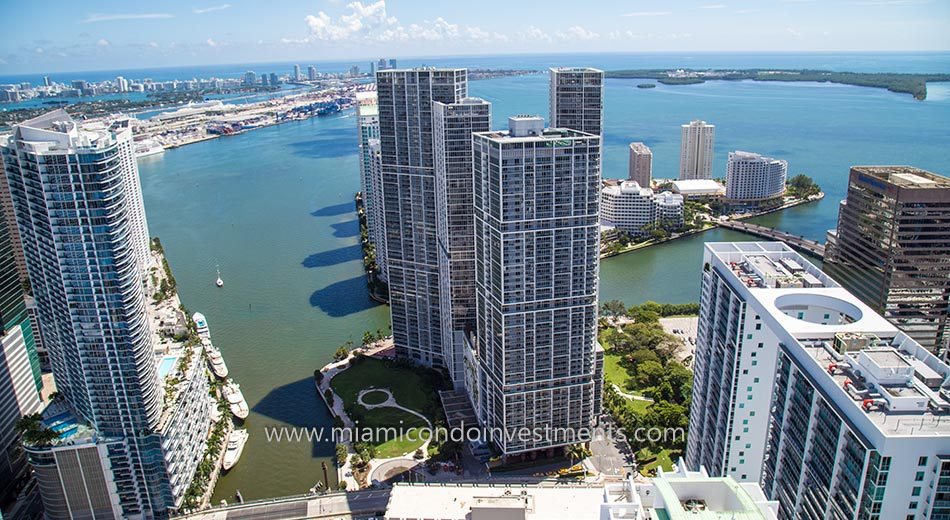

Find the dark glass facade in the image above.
[{"left": 825, "top": 167, "right": 950, "bottom": 355}]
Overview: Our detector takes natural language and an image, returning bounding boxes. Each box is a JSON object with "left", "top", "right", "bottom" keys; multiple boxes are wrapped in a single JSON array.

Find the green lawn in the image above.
[
  {"left": 330, "top": 357, "right": 442, "bottom": 458},
  {"left": 639, "top": 448, "right": 680, "bottom": 475},
  {"left": 603, "top": 350, "right": 644, "bottom": 397},
  {"left": 330, "top": 357, "right": 439, "bottom": 414}
]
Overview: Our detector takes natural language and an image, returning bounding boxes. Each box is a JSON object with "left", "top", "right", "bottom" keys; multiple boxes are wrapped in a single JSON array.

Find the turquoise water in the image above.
[
  {"left": 157, "top": 355, "right": 178, "bottom": 379},
  {"left": 136, "top": 55, "right": 950, "bottom": 501}
]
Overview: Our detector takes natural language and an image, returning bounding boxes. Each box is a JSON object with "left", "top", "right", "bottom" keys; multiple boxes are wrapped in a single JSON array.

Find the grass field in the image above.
[
  {"left": 638, "top": 448, "right": 680, "bottom": 474},
  {"left": 330, "top": 357, "right": 441, "bottom": 458}
]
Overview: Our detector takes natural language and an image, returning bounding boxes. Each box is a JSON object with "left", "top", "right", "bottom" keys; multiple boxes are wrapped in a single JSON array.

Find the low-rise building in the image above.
[
  {"left": 671, "top": 179, "right": 726, "bottom": 199},
  {"left": 601, "top": 180, "right": 684, "bottom": 235},
  {"left": 384, "top": 461, "right": 777, "bottom": 519}
]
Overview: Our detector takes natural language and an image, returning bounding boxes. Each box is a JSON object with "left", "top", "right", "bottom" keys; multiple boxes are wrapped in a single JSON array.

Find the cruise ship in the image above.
[
  {"left": 222, "top": 380, "right": 249, "bottom": 419},
  {"left": 134, "top": 138, "right": 165, "bottom": 159}
]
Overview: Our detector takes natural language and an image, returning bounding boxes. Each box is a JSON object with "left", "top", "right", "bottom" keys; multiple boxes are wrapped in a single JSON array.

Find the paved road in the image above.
[
  {"left": 180, "top": 489, "right": 391, "bottom": 520},
  {"left": 588, "top": 417, "right": 635, "bottom": 477}
]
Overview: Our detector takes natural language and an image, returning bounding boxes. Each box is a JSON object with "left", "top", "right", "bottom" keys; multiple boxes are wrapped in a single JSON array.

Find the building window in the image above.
[
  {"left": 919, "top": 456, "right": 928, "bottom": 466},
  {"left": 916, "top": 472, "right": 925, "bottom": 481},
  {"left": 912, "top": 486, "right": 921, "bottom": 497},
  {"left": 910, "top": 502, "right": 918, "bottom": 510}
]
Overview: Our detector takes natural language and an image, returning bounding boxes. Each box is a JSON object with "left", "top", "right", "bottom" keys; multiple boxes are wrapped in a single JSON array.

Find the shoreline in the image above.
[{"left": 600, "top": 192, "right": 825, "bottom": 260}]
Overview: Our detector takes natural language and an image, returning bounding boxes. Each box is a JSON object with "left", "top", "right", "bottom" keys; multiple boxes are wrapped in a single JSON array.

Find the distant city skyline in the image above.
[{"left": 1, "top": 0, "right": 948, "bottom": 75}]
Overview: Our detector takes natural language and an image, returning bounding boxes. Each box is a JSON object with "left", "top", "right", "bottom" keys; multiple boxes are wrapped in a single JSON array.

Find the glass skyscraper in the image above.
[
  {"left": 825, "top": 166, "right": 950, "bottom": 356},
  {"left": 376, "top": 68, "right": 467, "bottom": 369}
]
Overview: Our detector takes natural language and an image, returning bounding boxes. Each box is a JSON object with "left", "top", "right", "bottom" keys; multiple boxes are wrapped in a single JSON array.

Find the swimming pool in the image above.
[{"left": 157, "top": 355, "right": 178, "bottom": 379}]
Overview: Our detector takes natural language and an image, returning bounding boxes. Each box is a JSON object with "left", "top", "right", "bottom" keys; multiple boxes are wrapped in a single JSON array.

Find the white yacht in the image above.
[
  {"left": 222, "top": 380, "right": 249, "bottom": 419},
  {"left": 222, "top": 429, "right": 249, "bottom": 470},
  {"left": 207, "top": 346, "right": 229, "bottom": 379},
  {"left": 215, "top": 265, "right": 224, "bottom": 287},
  {"left": 193, "top": 312, "right": 210, "bottom": 339}
]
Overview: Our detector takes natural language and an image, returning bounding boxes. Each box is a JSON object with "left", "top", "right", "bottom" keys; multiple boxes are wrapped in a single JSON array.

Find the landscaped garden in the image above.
[
  {"left": 329, "top": 355, "right": 446, "bottom": 458},
  {"left": 598, "top": 301, "right": 696, "bottom": 475}
]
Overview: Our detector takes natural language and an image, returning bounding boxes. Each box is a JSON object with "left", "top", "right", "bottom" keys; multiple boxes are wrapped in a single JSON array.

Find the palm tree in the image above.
[{"left": 566, "top": 443, "right": 589, "bottom": 468}]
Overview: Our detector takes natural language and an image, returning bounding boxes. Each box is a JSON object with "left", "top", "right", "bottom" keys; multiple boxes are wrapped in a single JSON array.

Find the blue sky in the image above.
[{"left": 1, "top": 0, "right": 948, "bottom": 74}]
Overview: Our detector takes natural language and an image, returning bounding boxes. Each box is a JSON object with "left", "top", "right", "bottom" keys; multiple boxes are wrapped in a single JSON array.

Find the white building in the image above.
[
  {"left": 654, "top": 191, "right": 685, "bottom": 229},
  {"left": 355, "top": 91, "right": 386, "bottom": 282},
  {"left": 628, "top": 142, "right": 653, "bottom": 188},
  {"left": 688, "top": 242, "right": 950, "bottom": 520},
  {"left": 2, "top": 110, "right": 208, "bottom": 518},
  {"left": 384, "top": 461, "right": 777, "bottom": 519},
  {"left": 679, "top": 120, "right": 715, "bottom": 180},
  {"left": 671, "top": 179, "right": 726, "bottom": 199},
  {"left": 601, "top": 181, "right": 684, "bottom": 235},
  {"left": 725, "top": 151, "right": 787, "bottom": 202}
]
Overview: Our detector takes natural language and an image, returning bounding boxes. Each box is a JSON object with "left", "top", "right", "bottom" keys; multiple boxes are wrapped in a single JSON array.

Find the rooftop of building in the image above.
[
  {"left": 728, "top": 150, "right": 787, "bottom": 165},
  {"left": 647, "top": 462, "right": 777, "bottom": 520},
  {"left": 604, "top": 180, "right": 653, "bottom": 197},
  {"left": 477, "top": 115, "right": 598, "bottom": 142},
  {"left": 550, "top": 66, "right": 604, "bottom": 74},
  {"left": 706, "top": 242, "right": 950, "bottom": 438},
  {"left": 629, "top": 142, "right": 652, "bottom": 153},
  {"left": 852, "top": 166, "right": 950, "bottom": 189},
  {"left": 384, "top": 482, "right": 606, "bottom": 519},
  {"left": 7, "top": 109, "right": 127, "bottom": 153},
  {"left": 671, "top": 179, "right": 726, "bottom": 194},
  {"left": 385, "top": 461, "right": 776, "bottom": 520}
]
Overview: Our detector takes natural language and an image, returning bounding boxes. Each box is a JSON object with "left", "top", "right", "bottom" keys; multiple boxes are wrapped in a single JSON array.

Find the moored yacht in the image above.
[
  {"left": 222, "top": 380, "right": 249, "bottom": 419},
  {"left": 193, "top": 312, "right": 210, "bottom": 339},
  {"left": 207, "top": 346, "right": 229, "bottom": 379},
  {"left": 222, "top": 429, "right": 249, "bottom": 470}
]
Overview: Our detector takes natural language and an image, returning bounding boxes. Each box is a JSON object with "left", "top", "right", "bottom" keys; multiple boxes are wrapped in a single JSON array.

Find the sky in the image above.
[{"left": 1, "top": 0, "right": 948, "bottom": 74}]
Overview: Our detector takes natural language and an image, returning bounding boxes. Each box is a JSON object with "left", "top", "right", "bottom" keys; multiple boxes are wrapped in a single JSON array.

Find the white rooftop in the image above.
[
  {"left": 705, "top": 242, "right": 950, "bottom": 439},
  {"left": 671, "top": 179, "right": 725, "bottom": 195},
  {"left": 384, "top": 483, "right": 605, "bottom": 520}
]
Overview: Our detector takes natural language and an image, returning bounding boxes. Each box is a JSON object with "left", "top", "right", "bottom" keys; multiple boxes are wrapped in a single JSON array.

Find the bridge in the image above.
[{"left": 718, "top": 220, "right": 826, "bottom": 258}]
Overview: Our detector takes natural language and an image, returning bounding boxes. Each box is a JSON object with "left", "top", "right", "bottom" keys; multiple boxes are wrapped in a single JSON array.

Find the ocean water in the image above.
[
  {"left": 130, "top": 53, "right": 948, "bottom": 501},
  {"left": 3, "top": 51, "right": 949, "bottom": 85}
]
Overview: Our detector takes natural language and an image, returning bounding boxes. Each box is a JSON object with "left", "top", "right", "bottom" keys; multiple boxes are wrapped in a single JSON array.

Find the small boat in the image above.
[
  {"left": 235, "top": 490, "right": 244, "bottom": 504},
  {"left": 207, "top": 347, "right": 229, "bottom": 379},
  {"left": 215, "top": 266, "right": 224, "bottom": 288},
  {"left": 222, "top": 429, "right": 249, "bottom": 470},
  {"left": 222, "top": 380, "right": 249, "bottom": 419},
  {"left": 192, "top": 312, "right": 210, "bottom": 339}
]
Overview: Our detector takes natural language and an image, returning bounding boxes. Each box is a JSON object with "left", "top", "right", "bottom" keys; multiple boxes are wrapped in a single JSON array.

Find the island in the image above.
[{"left": 605, "top": 68, "right": 950, "bottom": 100}]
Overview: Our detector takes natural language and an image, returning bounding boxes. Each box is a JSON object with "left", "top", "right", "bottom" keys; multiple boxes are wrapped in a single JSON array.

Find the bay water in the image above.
[{"left": 132, "top": 53, "right": 950, "bottom": 501}]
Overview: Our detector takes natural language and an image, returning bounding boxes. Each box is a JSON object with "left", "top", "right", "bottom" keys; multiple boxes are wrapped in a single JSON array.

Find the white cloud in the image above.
[
  {"left": 305, "top": 0, "right": 393, "bottom": 41},
  {"left": 206, "top": 38, "right": 218, "bottom": 47},
  {"left": 97, "top": 38, "right": 110, "bottom": 46},
  {"left": 84, "top": 13, "right": 173, "bottom": 23},
  {"left": 520, "top": 25, "right": 552, "bottom": 42},
  {"left": 701, "top": 4, "right": 727, "bottom": 8},
  {"left": 623, "top": 11, "right": 672, "bottom": 17},
  {"left": 608, "top": 30, "right": 641, "bottom": 40},
  {"left": 558, "top": 26, "right": 600, "bottom": 41},
  {"left": 148, "top": 41, "right": 159, "bottom": 48},
  {"left": 35, "top": 47, "right": 44, "bottom": 54},
  {"left": 0, "top": 58, "right": 6, "bottom": 65},
  {"left": 736, "top": 8, "right": 760, "bottom": 13},
  {"left": 785, "top": 27, "right": 802, "bottom": 37},
  {"left": 193, "top": 4, "right": 232, "bottom": 14}
]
